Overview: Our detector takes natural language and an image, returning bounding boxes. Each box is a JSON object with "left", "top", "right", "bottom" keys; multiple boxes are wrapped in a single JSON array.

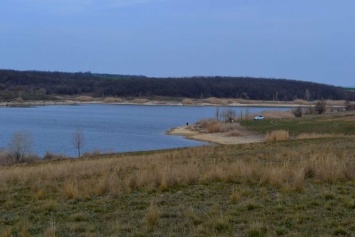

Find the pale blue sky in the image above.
[{"left": 1, "top": 0, "right": 354, "bottom": 86}]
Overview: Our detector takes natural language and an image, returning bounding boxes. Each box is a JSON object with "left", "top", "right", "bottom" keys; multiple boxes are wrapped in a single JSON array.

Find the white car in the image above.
[{"left": 254, "top": 115, "right": 264, "bottom": 120}]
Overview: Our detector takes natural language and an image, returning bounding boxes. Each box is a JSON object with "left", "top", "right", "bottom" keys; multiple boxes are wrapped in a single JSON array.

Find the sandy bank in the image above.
[
  {"left": 0, "top": 97, "right": 304, "bottom": 108},
  {"left": 166, "top": 126, "right": 264, "bottom": 145}
]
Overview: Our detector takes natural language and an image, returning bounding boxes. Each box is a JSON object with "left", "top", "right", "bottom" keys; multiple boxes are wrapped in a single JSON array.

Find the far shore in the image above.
[{"left": 1, "top": 96, "right": 345, "bottom": 108}]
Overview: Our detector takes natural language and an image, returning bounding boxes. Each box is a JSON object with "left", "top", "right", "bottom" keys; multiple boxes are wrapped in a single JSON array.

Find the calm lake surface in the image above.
[{"left": 0, "top": 104, "right": 290, "bottom": 157}]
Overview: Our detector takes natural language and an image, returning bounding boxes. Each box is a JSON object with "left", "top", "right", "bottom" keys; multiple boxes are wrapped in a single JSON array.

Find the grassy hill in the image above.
[{"left": 1, "top": 112, "right": 355, "bottom": 236}]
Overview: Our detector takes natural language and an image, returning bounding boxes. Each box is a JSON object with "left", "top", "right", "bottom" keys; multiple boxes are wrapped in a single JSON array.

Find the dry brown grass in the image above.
[
  {"left": 265, "top": 130, "right": 290, "bottom": 142},
  {"left": 325, "top": 100, "right": 346, "bottom": 106},
  {"left": 296, "top": 133, "right": 335, "bottom": 140},
  {"left": 1, "top": 140, "right": 353, "bottom": 199},
  {"left": 181, "top": 98, "right": 194, "bottom": 105},
  {"left": 103, "top": 97, "right": 124, "bottom": 103},
  {"left": 293, "top": 99, "right": 310, "bottom": 105},
  {"left": 195, "top": 119, "right": 246, "bottom": 134},
  {"left": 132, "top": 98, "right": 149, "bottom": 103},
  {"left": 230, "top": 189, "right": 241, "bottom": 203},
  {"left": 146, "top": 202, "right": 160, "bottom": 227},
  {"left": 0, "top": 152, "right": 12, "bottom": 166},
  {"left": 76, "top": 96, "right": 93, "bottom": 102},
  {"left": 1, "top": 138, "right": 354, "bottom": 236},
  {"left": 203, "top": 97, "right": 229, "bottom": 105}
]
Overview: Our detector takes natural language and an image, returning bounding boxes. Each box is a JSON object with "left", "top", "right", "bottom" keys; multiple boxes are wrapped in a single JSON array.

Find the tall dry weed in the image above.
[
  {"left": 303, "top": 153, "right": 347, "bottom": 183},
  {"left": 145, "top": 202, "right": 160, "bottom": 227},
  {"left": 265, "top": 130, "right": 290, "bottom": 142},
  {"left": 63, "top": 179, "right": 79, "bottom": 199},
  {"left": 259, "top": 166, "right": 305, "bottom": 191}
]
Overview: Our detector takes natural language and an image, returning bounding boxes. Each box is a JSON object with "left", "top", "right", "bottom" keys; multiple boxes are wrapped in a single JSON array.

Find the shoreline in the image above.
[
  {"left": 166, "top": 125, "right": 264, "bottom": 145},
  {"left": 0, "top": 98, "right": 309, "bottom": 108}
]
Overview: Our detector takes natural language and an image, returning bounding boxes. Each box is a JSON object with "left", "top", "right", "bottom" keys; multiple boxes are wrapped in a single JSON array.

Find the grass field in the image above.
[
  {"left": 0, "top": 112, "right": 355, "bottom": 236},
  {"left": 242, "top": 111, "right": 355, "bottom": 136}
]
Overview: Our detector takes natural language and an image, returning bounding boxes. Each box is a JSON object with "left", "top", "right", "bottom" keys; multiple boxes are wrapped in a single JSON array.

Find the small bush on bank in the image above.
[
  {"left": 292, "top": 107, "right": 303, "bottom": 117},
  {"left": 315, "top": 100, "right": 327, "bottom": 114},
  {"left": 345, "top": 100, "right": 355, "bottom": 111},
  {"left": 181, "top": 98, "right": 194, "bottom": 105},
  {"left": 0, "top": 151, "right": 14, "bottom": 166}
]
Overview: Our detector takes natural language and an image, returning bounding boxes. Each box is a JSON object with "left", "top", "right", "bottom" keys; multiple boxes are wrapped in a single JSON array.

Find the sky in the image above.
[{"left": 1, "top": 0, "right": 354, "bottom": 87}]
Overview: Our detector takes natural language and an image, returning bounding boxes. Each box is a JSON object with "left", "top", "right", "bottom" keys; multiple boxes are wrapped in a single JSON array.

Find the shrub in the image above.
[
  {"left": 315, "top": 100, "right": 327, "bottom": 114},
  {"left": 43, "top": 152, "right": 67, "bottom": 161},
  {"left": 0, "top": 151, "right": 14, "bottom": 166},
  {"left": 345, "top": 100, "right": 355, "bottom": 111},
  {"left": 181, "top": 98, "right": 194, "bottom": 105},
  {"left": 304, "top": 106, "right": 315, "bottom": 115},
  {"left": 292, "top": 107, "right": 303, "bottom": 117},
  {"left": 16, "top": 97, "right": 24, "bottom": 103}
]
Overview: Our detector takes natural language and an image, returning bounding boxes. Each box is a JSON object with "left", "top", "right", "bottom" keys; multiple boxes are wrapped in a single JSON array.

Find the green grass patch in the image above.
[{"left": 241, "top": 112, "right": 355, "bottom": 135}]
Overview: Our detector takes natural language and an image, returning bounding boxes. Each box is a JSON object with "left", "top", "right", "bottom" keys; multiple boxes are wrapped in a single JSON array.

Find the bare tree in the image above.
[
  {"left": 8, "top": 131, "right": 33, "bottom": 162},
  {"left": 215, "top": 107, "right": 220, "bottom": 121},
  {"left": 220, "top": 109, "right": 236, "bottom": 123},
  {"left": 305, "top": 89, "right": 311, "bottom": 101},
  {"left": 73, "top": 128, "right": 85, "bottom": 158}
]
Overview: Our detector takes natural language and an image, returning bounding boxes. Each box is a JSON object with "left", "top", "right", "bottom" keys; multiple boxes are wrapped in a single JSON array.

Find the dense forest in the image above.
[{"left": 0, "top": 69, "right": 354, "bottom": 101}]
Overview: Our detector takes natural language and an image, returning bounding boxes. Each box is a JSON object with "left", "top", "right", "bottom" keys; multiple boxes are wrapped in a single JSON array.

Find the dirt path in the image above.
[{"left": 166, "top": 126, "right": 264, "bottom": 145}]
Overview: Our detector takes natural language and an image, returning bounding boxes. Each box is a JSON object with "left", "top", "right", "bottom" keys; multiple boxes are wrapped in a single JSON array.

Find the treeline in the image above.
[{"left": 0, "top": 69, "right": 354, "bottom": 101}]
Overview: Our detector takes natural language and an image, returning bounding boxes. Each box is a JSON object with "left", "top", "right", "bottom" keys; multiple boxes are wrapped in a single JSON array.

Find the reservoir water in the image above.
[{"left": 0, "top": 104, "right": 290, "bottom": 157}]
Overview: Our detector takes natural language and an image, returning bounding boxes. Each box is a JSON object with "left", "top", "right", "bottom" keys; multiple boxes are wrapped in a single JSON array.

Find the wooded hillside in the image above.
[{"left": 0, "top": 70, "right": 354, "bottom": 101}]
